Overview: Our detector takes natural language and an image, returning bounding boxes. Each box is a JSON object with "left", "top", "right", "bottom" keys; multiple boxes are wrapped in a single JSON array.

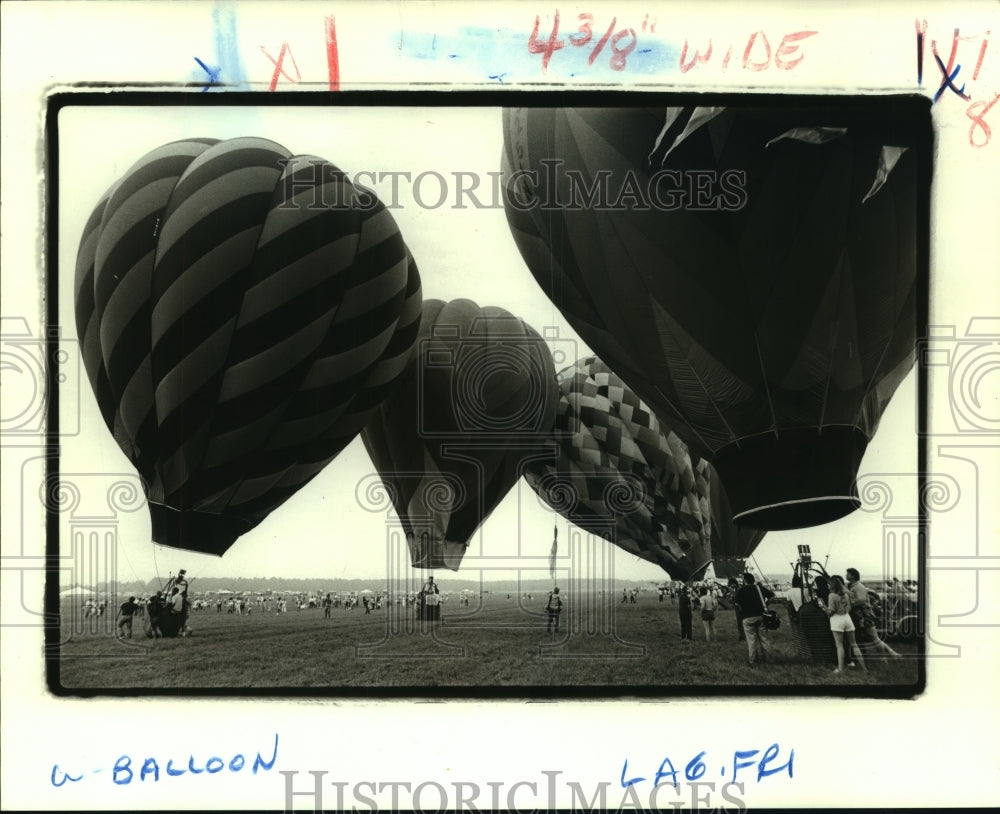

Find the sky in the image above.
[{"left": 57, "top": 104, "right": 919, "bottom": 587}]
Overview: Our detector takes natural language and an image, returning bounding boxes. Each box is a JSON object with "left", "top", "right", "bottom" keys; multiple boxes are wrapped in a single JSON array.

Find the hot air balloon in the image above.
[
  {"left": 361, "top": 298, "right": 559, "bottom": 571},
  {"left": 502, "top": 103, "right": 924, "bottom": 531},
  {"left": 524, "top": 356, "right": 718, "bottom": 581},
  {"left": 706, "top": 470, "right": 767, "bottom": 581},
  {"left": 75, "top": 137, "right": 422, "bottom": 555}
]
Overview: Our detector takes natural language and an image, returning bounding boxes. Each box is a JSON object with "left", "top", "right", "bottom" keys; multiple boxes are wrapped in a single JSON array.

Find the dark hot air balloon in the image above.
[
  {"left": 75, "top": 137, "right": 422, "bottom": 555},
  {"left": 362, "top": 298, "right": 559, "bottom": 571},
  {"left": 707, "top": 468, "right": 767, "bottom": 580},
  {"left": 502, "top": 103, "right": 924, "bottom": 531}
]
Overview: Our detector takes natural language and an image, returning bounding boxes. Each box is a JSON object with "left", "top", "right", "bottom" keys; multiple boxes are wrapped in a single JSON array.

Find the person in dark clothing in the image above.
[
  {"left": 735, "top": 573, "right": 774, "bottom": 665},
  {"left": 728, "top": 577, "right": 745, "bottom": 641},
  {"left": 419, "top": 575, "right": 440, "bottom": 621},
  {"left": 678, "top": 586, "right": 693, "bottom": 640},
  {"left": 116, "top": 596, "right": 139, "bottom": 639},
  {"left": 147, "top": 592, "right": 165, "bottom": 638}
]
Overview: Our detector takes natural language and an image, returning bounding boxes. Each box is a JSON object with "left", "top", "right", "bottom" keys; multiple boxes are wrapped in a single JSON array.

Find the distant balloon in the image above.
[
  {"left": 362, "top": 298, "right": 559, "bottom": 571},
  {"left": 502, "top": 105, "right": 922, "bottom": 531},
  {"left": 524, "top": 356, "right": 718, "bottom": 581},
  {"left": 75, "top": 137, "right": 422, "bottom": 555}
]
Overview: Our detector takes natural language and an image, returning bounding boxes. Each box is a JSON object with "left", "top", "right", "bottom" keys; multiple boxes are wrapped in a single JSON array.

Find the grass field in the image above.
[{"left": 54, "top": 594, "right": 920, "bottom": 694}]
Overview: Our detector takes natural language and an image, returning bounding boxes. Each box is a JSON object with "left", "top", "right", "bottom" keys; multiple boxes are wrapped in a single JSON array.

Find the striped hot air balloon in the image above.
[
  {"left": 362, "top": 298, "right": 559, "bottom": 571},
  {"left": 524, "top": 356, "right": 717, "bottom": 581},
  {"left": 502, "top": 104, "right": 924, "bottom": 532},
  {"left": 74, "top": 137, "right": 422, "bottom": 555}
]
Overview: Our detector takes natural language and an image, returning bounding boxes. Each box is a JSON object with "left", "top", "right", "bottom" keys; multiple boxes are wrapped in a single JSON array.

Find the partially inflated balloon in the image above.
[
  {"left": 524, "top": 356, "right": 715, "bottom": 581},
  {"left": 75, "top": 137, "right": 422, "bottom": 554},
  {"left": 362, "top": 299, "right": 558, "bottom": 571},
  {"left": 706, "top": 469, "right": 767, "bottom": 580},
  {"left": 503, "top": 104, "right": 922, "bottom": 530}
]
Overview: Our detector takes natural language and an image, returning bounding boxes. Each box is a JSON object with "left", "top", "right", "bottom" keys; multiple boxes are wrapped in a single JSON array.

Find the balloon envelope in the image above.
[
  {"left": 362, "top": 298, "right": 559, "bottom": 571},
  {"left": 502, "top": 104, "right": 922, "bottom": 531},
  {"left": 706, "top": 465, "right": 767, "bottom": 579},
  {"left": 525, "top": 356, "right": 722, "bottom": 581},
  {"left": 75, "top": 137, "right": 422, "bottom": 555}
]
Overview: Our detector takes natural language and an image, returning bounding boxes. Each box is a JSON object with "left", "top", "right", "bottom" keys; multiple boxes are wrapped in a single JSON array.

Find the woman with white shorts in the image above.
[{"left": 826, "top": 576, "right": 867, "bottom": 674}]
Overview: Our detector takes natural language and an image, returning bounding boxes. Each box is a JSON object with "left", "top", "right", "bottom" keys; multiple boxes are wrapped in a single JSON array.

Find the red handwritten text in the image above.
[
  {"left": 529, "top": 10, "right": 647, "bottom": 73},
  {"left": 679, "top": 30, "right": 818, "bottom": 74},
  {"left": 917, "top": 20, "right": 994, "bottom": 146}
]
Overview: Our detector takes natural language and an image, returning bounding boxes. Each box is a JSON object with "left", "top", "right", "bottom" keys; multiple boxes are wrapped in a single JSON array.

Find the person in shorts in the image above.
[
  {"left": 698, "top": 585, "right": 717, "bottom": 641},
  {"left": 826, "top": 575, "right": 866, "bottom": 674}
]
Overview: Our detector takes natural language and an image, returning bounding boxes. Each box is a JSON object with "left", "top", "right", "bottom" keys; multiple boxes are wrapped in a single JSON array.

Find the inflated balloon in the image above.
[
  {"left": 706, "top": 468, "right": 767, "bottom": 581},
  {"left": 502, "top": 105, "right": 921, "bottom": 530},
  {"left": 524, "top": 356, "right": 716, "bottom": 581},
  {"left": 362, "top": 298, "right": 559, "bottom": 571},
  {"left": 75, "top": 137, "right": 422, "bottom": 554}
]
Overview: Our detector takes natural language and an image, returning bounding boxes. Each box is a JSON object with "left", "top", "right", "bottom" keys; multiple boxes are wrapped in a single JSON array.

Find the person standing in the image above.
[
  {"left": 168, "top": 585, "right": 189, "bottom": 636},
  {"left": 678, "top": 586, "right": 693, "bottom": 641},
  {"left": 728, "top": 578, "right": 746, "bottom": 641},
  {"left": 846, "top": 568, "right": 901, "bottom": 658},
  {"left": 147, "top": 591, "right": 165, "bottom": 638},
  {"left": 826, "top": 575, "right": 867, "bottom": 674},
  {"left": 735, "top": 573, "right": 774, "bottom": 665},
  {"left": 420, "top": 575, "right": 440, "bottom": 621},
  {"left": 546, "top": 587, "right": 564, "bottom": 633},
  {"left": 116, "top": 596, "right": 139, "bottom": 639},
  {"left": 699, "top": 586, "right": 717, "bottom": 642}
]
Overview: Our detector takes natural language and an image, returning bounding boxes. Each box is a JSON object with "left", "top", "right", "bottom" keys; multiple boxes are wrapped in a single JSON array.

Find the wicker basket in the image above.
[{"left": 790, "top": 600, "right": 836, "bottom": 665}]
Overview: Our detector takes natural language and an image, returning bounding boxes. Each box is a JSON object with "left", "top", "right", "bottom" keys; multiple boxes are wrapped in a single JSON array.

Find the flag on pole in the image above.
[{"left": 549, "top": 524, "right": 558, "bottom": 581}]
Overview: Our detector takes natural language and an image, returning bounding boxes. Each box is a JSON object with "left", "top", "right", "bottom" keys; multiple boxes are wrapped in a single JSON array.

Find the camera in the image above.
[
  {"left": 0, "top": 317, "right": 80, "bottom": 444},
  {"left": 918, "top": 318, "right": 1000, "bottom": 436},
  {"left": 417, "top": 319, "right": 576, "bottom": 440}
]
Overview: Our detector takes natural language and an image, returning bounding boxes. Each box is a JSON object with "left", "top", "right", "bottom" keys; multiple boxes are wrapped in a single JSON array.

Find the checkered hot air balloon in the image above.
[
  {"left": 75, "top": 137, "right": 422, "bottom": 555},
  {"left": 524, "top": 356, "right": 724, "bottom": 582},
  {"left": 361, "top": 298, "right": 559, "bottom": 571},
  {"left": 502, "top": 104, "right": 924, "bottom": 532}
]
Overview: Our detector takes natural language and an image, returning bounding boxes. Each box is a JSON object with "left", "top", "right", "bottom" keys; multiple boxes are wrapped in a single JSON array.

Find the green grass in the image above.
[{"left": 54, "top": 595, "right": 919, "bottom": 693}]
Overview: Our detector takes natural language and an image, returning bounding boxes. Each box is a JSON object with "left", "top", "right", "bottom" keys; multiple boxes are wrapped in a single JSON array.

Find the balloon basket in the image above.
[
  {"left": 416, "top": 603, "right": 441, "bottom": 622},
  {"left": 789, "top": 601, "right": 836, "bottom": 665}
]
